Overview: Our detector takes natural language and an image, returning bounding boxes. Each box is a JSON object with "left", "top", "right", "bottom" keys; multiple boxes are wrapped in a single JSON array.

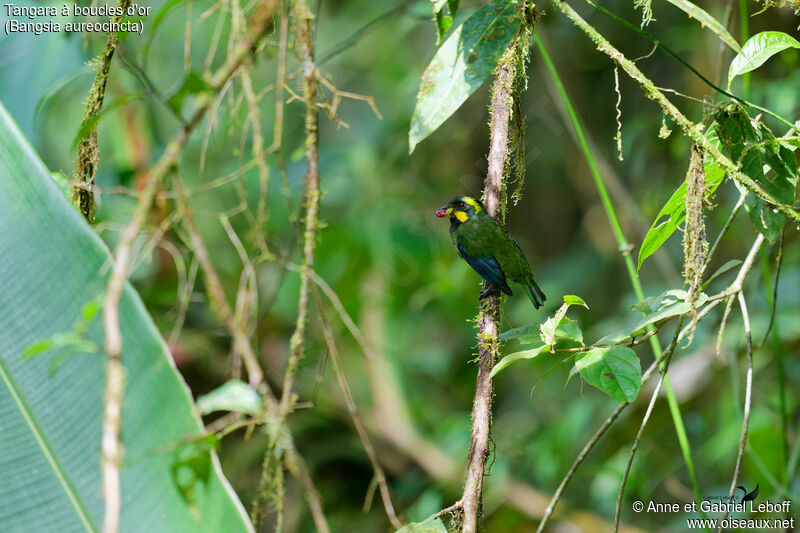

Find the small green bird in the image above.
[{"left": 436, "top": 196, "right": 546, "bottom": 309}]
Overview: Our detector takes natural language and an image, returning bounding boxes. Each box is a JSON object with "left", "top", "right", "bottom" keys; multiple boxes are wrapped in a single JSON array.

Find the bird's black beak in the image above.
[{"left": 435, "top": 205, "right": 452, "bottom": 218}]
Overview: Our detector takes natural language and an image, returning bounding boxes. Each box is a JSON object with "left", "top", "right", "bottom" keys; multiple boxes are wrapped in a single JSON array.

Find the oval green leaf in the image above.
[
  {"left": 728, "top": 31, "right": 800, "bottom": 87},
  {"left": 574, "top": 346, "right": 641, "bottom": 402},
  {"left": 562, "top": 294, "right": 588, "bottom": 308},
  {"left": 490, "top": 344, "right": 549, "bottom": 379}
]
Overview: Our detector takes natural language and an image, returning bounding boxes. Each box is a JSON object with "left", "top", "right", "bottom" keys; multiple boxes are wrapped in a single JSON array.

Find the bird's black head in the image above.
[{"left": 435, "top": 196, "right": 485, "bottom": 223}]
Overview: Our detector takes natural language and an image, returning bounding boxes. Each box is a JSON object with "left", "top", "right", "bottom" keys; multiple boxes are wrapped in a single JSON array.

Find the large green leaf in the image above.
[
  {"left": 728, "top": 31, "right": 800, "bottom": 87},
  {"left": 0, "top": 103, "right": 252, "bottom": 532},
  {"left": 408, "top": 0, "right": 521, "bottom": 153},
  {"left": 637, "top": 127, "right": 725, "bottom": 270}
]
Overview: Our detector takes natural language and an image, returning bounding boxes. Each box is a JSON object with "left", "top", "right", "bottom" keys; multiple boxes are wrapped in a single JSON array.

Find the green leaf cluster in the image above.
[
  {"left": 493, "top": 289, "right": 712, "bottom": 402},
  {"left": 714, "top": 103, "right": 800, "bottom": 243}
]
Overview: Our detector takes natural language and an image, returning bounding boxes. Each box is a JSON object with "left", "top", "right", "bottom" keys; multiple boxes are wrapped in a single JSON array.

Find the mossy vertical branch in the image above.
[
  {"left": 683, "top": 145, "right": 708, "bottom": 295},
  {"left": 71, "top": 0, "right": 131, "bottom": 224},
  {"left": 461, "top": 25, "right": 531, "bottom": 532},
  {"left": 278, "top": 0, "right": 320, "bottom": 415}
]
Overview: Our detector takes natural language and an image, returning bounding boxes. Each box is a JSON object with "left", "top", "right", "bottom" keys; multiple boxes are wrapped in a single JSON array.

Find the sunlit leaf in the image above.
[
  {"left": 540, "top": 295, "right": 588, "bottom": 346},
  {"left": 409, "top": 0, "right": 521, "bottom": 153},
  {"left": 728, "top": 31, "right": 800, "bottom": 87},
  {"left": 596, "top": 290, "right": 700, "bottom": 345},
  {"left": 666, "top": 0, "right": 742, "bottom": 54},
  {"left": 196, "top": 380, "right": 264, "bottom": 417},
  {"left": 630, "top": 289, "right": 706, "bottom": 335},
  {"left": 562, "top": 294, "right": 588, "bottom": 308},
  {"left": 630, "top": 300, "right": 691, "bottom": 335},
  {"left": 555, "top": 320, "right": 583, "bottom": 343},
  {"left": 434, "top": 10, "right": 455, "bottom": 43},
  {"left": 499, "top": 324, "right": 538, "bottom": 342},
  {"left": 574, "top": 346, "right": 641, "bottom": 402},
  {"left": 593, "top": 328, "right": 633, "bottom": 347}
]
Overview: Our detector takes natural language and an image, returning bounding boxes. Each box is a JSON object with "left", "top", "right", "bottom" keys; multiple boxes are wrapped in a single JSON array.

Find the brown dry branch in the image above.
[
  {"left": 279, "top": 0, "right": 321, "bottom": 415},
  {"left": 71, "top": 0, "right": 131, "bottom": 224},
  {"left": 461, "top": 39, "right": 522, "bottom": 533},
  {"left": 552, "top": 0, "right": 800, "bottom": 225},
  {"left": 101, "top": 108, "right": 204, "bottom": 533},
  {"left": 707, "top": 193, "right": 746, "bottom": 262},
  {"left": 251, "top": 0, "right": 328, "bottom": 527},
  {"left": 282, "top": 437, "right": 332, "bottom": 533},
  {"left": 100, "top": 3, "right": 279, "bottom": 532},
  {"left": 311, "top": 286, "right": 404, "bottom": 529},
  {"left": 219, "top": 214, "right": 260, "bottom": 377}
]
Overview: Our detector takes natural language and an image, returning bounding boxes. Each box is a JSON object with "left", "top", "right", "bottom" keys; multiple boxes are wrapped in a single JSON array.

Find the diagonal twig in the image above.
[
  {"left": 278, "top": 0, "right": 321, "bottom": 416},
  {"left": 717, "top": 292, "right": 754, "bottom": 531},
  {"left": 614, "top": 317, "right": 686, "bottom": 532},
  {"left": 311, "top": 286, "right": 403, "bottom": 529}
]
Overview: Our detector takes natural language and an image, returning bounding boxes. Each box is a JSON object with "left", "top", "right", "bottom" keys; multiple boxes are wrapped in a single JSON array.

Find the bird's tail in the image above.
[{"left": 525, "top": 276, "right": 546, "bottom": 309}]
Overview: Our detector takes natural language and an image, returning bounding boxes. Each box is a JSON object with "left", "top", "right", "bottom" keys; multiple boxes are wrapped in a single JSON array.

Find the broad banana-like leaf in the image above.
[{"left": 0, "top": 102, "right": 253, "bottom": 533}]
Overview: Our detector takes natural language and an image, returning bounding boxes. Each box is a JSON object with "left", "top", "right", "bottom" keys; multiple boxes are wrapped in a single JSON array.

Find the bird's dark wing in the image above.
[
  {"left": 455, "top": 233, "right": 510, "bottom": 292},
  {"left": 509, "top": 235, "right": 546, "bottom": 307}
]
